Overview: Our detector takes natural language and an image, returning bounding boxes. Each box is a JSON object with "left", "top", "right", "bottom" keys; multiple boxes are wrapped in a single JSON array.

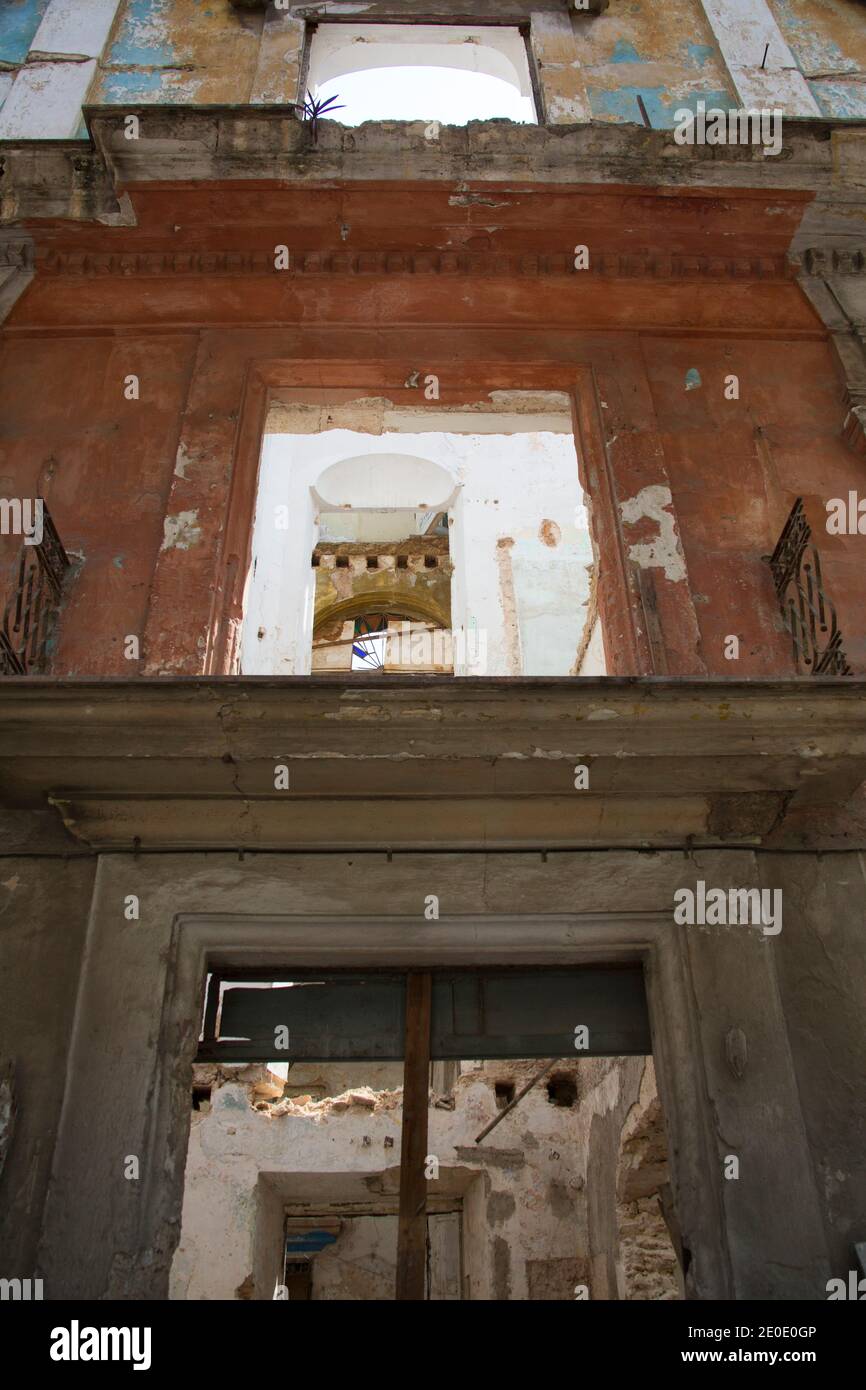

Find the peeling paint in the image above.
[
  {"left": 611, "top": 41, "right": 645, "bottom": 66},
  {"left": 161, "top": 509, "right": 201, "bottom": 551},
  {"left": 0, "top": 0, "right": 51, "bottom": 69},
  {"left": 620, "top": 485, "right": 687, "bottom": 584}
]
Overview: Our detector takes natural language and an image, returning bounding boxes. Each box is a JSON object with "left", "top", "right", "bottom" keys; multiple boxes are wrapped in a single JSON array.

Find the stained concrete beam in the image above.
[
  {"left": 0, "top": 143, "right": 125, "bottom": 224},
  {"left": 2, "top": 110, "right": 865, "bottom": 255},
  {"left": 1, "top": 677, "right": 864, "bottom": 851},
  {"left": 86, "top": 105, "right": 859, "bottom": 192}
]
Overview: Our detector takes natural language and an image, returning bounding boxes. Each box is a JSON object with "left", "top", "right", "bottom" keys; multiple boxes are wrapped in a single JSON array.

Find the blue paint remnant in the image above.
[
  {"left": 685, "top": 369, "right": 702, "bottom": 392},
  {"left": 771, "top": 0, "right": 861, "bottom": 97},
  {"left": 589, "top": 86, "right": 667, "bottom": 127},
  {"left": 809, "top": 80, "right": 866, "bottom": 122},
  {"left": 589, "top": 86, "right": 735, "bottom": 130},
  {"left": 0, "top": 0, "right": 50, "bottom": 67},
  {"left": 113, "top": 556, "right": 125, "bottom": 569},
  {"left": 101, "top": 67, "right": 168, "bottom": 104},
  {"left": 285, "top": 1231, "right": 338, "bottom": 1254},
  {"left": 106, "top": 0, "right": 177, "bottom": 69},
  {"left": 610, "top": 41, "right": 644, "bottom": 65},
  {"left": 686, "top": 43, "right": 715, "bottom": 70},
  {"left": 665, "top": 89, "right": 739, "bottom": 129}
]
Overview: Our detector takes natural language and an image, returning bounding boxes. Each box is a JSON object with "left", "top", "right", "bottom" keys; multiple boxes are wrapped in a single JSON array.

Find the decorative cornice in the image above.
[
  {"left": 0, "top": 238, "right": 34, "bottom": 270},
  {"left": 800, "top": 247, "right": 866, "bottom": 276},
  {"left": 33, "top": 247, "right": 793, "bottom": 280}
]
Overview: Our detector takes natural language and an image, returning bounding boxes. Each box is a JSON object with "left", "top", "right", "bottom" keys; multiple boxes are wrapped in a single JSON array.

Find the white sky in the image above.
[{"left": 316, "top": 67, "right": 536, "bottom": 126}]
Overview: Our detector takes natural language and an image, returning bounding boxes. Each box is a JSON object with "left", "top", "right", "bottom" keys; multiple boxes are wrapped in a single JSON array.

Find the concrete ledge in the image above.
[
  {"left": 1, "top": 111, "right": 865, "bottom": 250},
  {"left": 1, "top": 676, "right": 864, "bottom": 851}
]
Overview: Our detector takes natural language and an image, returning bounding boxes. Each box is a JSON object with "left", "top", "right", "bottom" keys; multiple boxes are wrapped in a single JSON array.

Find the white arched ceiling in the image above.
[
  {"left": 308, "top": 24, "right": 534, "bottom": 101},
  {"left": 314, "top": 453, "right": 456, "bottom": 512}
]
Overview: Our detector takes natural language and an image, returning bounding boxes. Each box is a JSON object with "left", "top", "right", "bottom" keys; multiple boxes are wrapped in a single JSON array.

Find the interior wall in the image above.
[
  {"left": 241, "top": 424, "right": 593, "bottom": 677},
  {"left": 171, "top": 1060, "right": 590, "bottom": 1301},
  {"left": 309, "top": 1215, "right": 397, "bottom": 1300},
  {"left": 249, "top": 1170, "right": 475, "bottom": 1302}
]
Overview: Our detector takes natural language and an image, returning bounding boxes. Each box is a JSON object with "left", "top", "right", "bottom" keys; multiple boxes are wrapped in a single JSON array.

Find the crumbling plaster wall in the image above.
[
  {"left": 637, "top": 333, "right": 866, "bottom": 675},
  {"left": 88, "top": 0, "right": 862, "bottom": 127},
  {"left": 171, "top": 1059, "right": 593, "bottom": 1300},
  {"left": 578, "top": 1052, "right": 688, "bottom": 1302},
  {"left": 612, "top": 1056, "right": 683, "bottom": 1300},
  {"left": 0, "top": 0, "right": 121, "bottom": 139},
  {"left": 177, "top": 1058, "right": 681, "bottom": 1301}
]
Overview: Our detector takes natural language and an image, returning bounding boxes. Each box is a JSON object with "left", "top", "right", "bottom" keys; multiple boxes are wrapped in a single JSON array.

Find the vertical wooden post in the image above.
[{"left": 396, "top": 971, "right": 432, "bottom": 1301}]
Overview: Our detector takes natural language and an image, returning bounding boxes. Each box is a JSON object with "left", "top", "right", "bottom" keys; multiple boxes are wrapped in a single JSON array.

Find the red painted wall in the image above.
[{"left": 1, "top": 183, "right": 861, "bottom": 679}]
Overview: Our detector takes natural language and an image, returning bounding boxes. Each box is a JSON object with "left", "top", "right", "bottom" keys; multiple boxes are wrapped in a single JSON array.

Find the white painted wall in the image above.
[
  {"left": 0, "top": 0, "right": 120, "bottom": 139},
  {"left": 240, "top": 427, "right": 601, "bottom": 678},
  {"left": 170, "top": 1064, "right": 590, "bottom": 1302},
  {"left": 579, "top": 614, "right": 606, "bottom": 677},
  {"left": 699, "top": 0, "right": 821, "bottom": 114}
]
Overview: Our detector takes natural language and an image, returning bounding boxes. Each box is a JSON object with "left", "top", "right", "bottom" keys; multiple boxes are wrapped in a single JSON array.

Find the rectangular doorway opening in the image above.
[
  {"left": 239, "top": 392, "right": 606, "bottom": 678},
  {"left": 170, "top": 967, "right": 683, "bottom": 1301}
]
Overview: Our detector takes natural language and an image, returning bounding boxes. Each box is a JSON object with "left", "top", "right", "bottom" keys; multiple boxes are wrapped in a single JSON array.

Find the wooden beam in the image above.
[{"left": 396, "top": 971, "right": 432, "bottom": 1301}]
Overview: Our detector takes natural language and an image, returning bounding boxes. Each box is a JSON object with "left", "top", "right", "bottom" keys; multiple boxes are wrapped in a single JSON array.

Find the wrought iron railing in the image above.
[
  {"left": 765, "top": 497, "right": 852, "bottom": 675},
  {"left": 0, "top": 501, "right": 70, "bottom": 675}
]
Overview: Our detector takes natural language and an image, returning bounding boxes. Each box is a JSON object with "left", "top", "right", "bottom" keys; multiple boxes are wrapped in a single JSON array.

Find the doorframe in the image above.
[
  {"left": 205, "top": 359, "right": 650, "bottom": 679},
  {"left": 152, "top": 910, "right": 729, "bottom": 1299}
]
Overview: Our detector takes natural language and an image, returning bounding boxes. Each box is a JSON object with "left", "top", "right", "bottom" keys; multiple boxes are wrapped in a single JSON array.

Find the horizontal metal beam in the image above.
[{"left": 201, "top": 966, "right": 650, "bottom": 1062}]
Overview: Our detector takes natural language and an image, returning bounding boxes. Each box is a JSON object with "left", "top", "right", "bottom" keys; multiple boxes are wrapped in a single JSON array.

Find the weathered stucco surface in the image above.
[
  {"left": 171, "top": 1057, "right": 653, "bottom": 1301},
  {"left": 2, "top": 0, "right": 864, "bottom": 140}
]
